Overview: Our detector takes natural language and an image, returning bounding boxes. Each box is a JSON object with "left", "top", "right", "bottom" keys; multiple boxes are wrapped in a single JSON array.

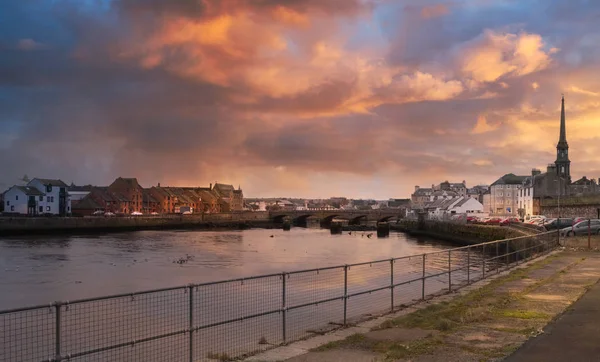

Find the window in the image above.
[
  {"left": 10, "top": 206, "right": 14, "bottom": 211},
  {"left": 46, "top": 206, "right": 51, "bottom": 212},
  {"left": 39, "top": 196, "right": 43, "bottom": 201},
  {"left": 507, "top": 193, "right": 511, "bottom": 197},
  {"left": 39, "top": 206, "right": 43, "bottom": 212},
  {"left": 528, "top": 188, "right": 530, "bottom": 196},
  {"left": 46, "top": 185, "right": 52, "bottom": 193},
  {"left": 6, "top": 201, "right": 9, "bottom": 206},
  {"left": 499, "top": 193, "right": 503, "bottom": 197},
  {"left": 67, "top": 207, "right": 70, "bottom": 212},
  {"left": 15, "top": 195, "right": 18, "bottom": 200},
  {"left": 47, "top": 196, "right": 50, "bottom": 202},
  {"left": 50, "top": 196, "right": 54, "bottom": 202}
]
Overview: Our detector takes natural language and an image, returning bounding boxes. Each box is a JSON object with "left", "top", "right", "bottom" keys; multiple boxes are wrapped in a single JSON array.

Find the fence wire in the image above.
[{"left": 0, "top": 231, "right": 558, "bottom": 362}]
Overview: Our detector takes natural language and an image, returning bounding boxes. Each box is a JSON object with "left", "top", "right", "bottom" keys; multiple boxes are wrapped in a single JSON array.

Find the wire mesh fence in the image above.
[{"left": 0, "top": 231, "right": 558, "bottom": 362}]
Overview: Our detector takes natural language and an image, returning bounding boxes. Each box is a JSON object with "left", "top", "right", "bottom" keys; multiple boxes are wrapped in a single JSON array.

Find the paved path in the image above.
[{"left": 504, "top": 277, "right": 600, "bottom": 362}]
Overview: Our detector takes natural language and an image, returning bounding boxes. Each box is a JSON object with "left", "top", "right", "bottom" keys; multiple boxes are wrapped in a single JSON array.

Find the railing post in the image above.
[
  {"left": 282, "top": 272, "right": 287, "bottom": 343},
  {"left": 188, "top": 285, "right": 194, "bottom": 362},
  {"left": 448, "top": 250, "right": 452, "bottom": 292},
  {"left": 482, "top": 244, "right": 486, "bottom": 279},
  {"left": 421, "top": 254, "right": 426, "bottom": 300},
  {"left": 506, "top": 240, "right": 509, "bottom": 268},
  {"left": 496, "top": 242, "right": 499, "bottom": 274},
  {"left": 467, "top": 247, "right": 470, "bottom": 284},
  {"left": 343, "top": 265, "right": 348, "bottom": 325},
  {"left": 54, "top": 302, "right": 61, "bottom": 361},
  {"left": 390, "top": 259, "right": 394, "bottom": 312}
]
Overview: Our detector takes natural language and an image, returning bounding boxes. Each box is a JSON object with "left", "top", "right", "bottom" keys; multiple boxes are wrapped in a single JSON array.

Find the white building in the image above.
[
  {"left": 448, "top": 197, "right": 484, "bottom": 214},
  {"left": 3, "top": 186, "right": 46, "bottom": 215},
  {"left": 27, "top": 178, "right": 71, "bottom": 216}
]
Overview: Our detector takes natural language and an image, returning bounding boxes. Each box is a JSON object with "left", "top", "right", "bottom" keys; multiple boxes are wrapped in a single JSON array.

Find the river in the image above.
[{"left": 0, "top": 227, "right": 458, "bottom": 310}]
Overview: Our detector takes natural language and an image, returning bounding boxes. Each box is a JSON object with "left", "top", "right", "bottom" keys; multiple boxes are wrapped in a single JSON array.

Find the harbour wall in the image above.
[{"left": 0, "top": 212, "right": 272, "bottom": 236}]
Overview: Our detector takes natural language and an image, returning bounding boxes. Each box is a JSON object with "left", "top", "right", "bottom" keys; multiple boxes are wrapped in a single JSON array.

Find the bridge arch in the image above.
[
  {"left": 348, "top": 215, "right": 368, "bottom": 225},
  {"left": 377, "top": 215, "right": 399, "bottom": 223}
]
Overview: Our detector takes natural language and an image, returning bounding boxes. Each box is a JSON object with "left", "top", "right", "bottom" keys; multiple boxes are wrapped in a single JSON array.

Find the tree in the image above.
[{"left": 20, "top": 174, "right": 30, "bottom": 184}]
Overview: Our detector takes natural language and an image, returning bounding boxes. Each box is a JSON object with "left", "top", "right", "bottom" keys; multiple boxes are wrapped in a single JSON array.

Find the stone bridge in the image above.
[{"left": 269, "top": 209, "right": 406, "bottom": 226}]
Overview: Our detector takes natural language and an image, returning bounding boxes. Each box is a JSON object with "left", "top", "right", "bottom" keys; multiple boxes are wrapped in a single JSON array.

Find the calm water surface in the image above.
[{"left": 0, "top": 228, "right": 456, "bottom": 310}]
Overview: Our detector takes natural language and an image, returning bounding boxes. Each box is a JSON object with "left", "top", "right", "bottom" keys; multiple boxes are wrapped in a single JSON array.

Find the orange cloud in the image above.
[
  {"left": 460, "top": 30, "right": 552, "bottom": 82},
  {"left": 471, "top": 115, "right": 500, "bottom": 134}
]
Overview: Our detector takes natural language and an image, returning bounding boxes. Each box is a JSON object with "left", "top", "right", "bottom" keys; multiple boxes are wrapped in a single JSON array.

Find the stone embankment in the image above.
[
  {"left": 392, "top": 220, "right": 524, "bottom": 245},
  {"left": 0, "top": 211, "right": 273, "bottom": 236}
]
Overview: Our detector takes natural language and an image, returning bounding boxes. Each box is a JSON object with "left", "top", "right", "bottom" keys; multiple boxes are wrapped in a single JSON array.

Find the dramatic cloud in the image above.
[{"left": 1, "top": 0, "right": 599, "bottom": 198}]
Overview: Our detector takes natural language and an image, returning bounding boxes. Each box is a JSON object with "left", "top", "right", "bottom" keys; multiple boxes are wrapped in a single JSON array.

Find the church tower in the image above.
[{"left": 555, "top": 95, "right": 571, "bottom": 183}]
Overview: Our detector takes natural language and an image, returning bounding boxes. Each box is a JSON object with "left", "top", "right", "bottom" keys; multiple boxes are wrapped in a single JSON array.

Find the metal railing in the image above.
[{"left": 0, "top": 232, "right": 558, "bottom": 362}]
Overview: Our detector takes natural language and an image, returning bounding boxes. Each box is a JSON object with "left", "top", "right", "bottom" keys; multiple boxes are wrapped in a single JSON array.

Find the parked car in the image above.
[
  {"left": 92, "top": 210, "right": 104, "bottom": 216},
  {"left": 561, "top": 220, "right": 600, "bottom": 236},
  {"left": 499, "top": 217, "right": 520, "bottom": 226},
  {"left": 131, "top": 211, "right": 143, "bottom": 216},
  {"left": 543, "top": 218, "right": 574, "bottom": 230},
  {"left": 150, "top": 212, "right": 159, "bottom": 216},
  {"left": 573, "top": 217, "right": 586, "bottom": 225},
  {"left": 484, "top": 217, "right": 503, "bottom": 225},
  {"left": 467, "top": 216, "right": 478, "bottom": 223},
  {"left": 525, "top": 215, "right": 546, "bottom": 223},
  {"left": 104, "top": 212, "right": 116, "bottom": 217}
]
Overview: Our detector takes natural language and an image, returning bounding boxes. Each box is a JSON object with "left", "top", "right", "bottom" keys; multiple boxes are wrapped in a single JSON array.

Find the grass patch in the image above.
[
  {"left": 496, "top": 310, "right": 550, "bottom": 320},
  {"left": 492, "top": 326, "right": 538, "bottom": 336},
  {"left": 312, "top": 334, "right": 371, "bottom": 352},
  {"left": 206, "top": 352, "right": 231, "bottom": 361},
  {"left": 312, "top": 333, "right": 443, "bottom": 361}
]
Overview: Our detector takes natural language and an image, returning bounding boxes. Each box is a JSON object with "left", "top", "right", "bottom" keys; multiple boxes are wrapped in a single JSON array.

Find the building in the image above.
[
  {"left": 108, "top": 177, "right": 143, "bottom": 213},
  {"left": 424, "top": 196, "right": 483, "bottom": 219},
  {"left": 141, "top": 189, "right": 160, "bottom": 214},
  {"left": 28, "top": 178, "right": 71, "bottom": 216},
  {"left": 570, "top": 176, "right": 599, "bottom": 196},
  {"left": 467, "top": 185, "right": 490, "bottom": 203},
  {"left": 450, "top": 197, "right": 484, "bottom": 214},
  {"left": 68, "top": 184, "right": 93, "bottom": 205},
  {"left": 2, "top": 186, "right": 45, "bottom": 215},
  {"left": 518, "top": 166, "right": 568, "bottom": 218},
  {"left": 212, "top": 183, "right": 244, "bottom": 211},
  {"left": 489, "top": 174, "right": 528, "bottom": 216},
  {"left": 85, "top": 187, "right": 131, "bottom": 214},
  {"left": 411, "top": 187, "right": 434, "bottom": 209},
  {"left": 71, "top": 196, "right": 103, "bottom": 216},
  {"left": 434, "top": 181, "right": 467, "bottom": 197},
  {"left": 482, "top": 191, "right": 491, "bottom": 215}
]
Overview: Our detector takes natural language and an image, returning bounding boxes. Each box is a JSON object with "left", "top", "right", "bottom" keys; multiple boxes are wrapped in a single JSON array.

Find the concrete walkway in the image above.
[{"left": 504, "top": 277, "right": 600, "bottom": 362}]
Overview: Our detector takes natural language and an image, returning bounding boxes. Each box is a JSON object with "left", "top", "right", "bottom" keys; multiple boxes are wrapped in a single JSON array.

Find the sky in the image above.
[{"left": 1, "top": 0, "right": 600, "bottom": 199}]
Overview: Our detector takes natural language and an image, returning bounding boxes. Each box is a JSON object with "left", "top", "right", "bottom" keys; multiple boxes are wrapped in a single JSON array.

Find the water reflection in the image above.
[{"left": 0, "top": 228, "right": 459, "bottom": 310}]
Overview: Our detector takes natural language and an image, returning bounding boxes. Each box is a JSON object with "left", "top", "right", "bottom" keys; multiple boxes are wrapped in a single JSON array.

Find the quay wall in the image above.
[
  {"left": 0, "top": 212, "right": 272, "bottom": 236},
  {"left": 393, "top": 220, "right": 523, "bottom": 245}
]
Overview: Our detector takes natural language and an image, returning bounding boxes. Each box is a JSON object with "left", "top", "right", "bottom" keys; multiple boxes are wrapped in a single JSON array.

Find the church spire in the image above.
[
  {"left": 555, "top": 94, "right": 571, "bottom": 183},
  {"left": 558, "top": 94, "right": 568, "bottom": 148}
]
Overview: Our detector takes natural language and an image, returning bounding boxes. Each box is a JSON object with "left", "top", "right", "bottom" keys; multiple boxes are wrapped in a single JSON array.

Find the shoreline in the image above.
[{"left": 0, "top": 216, "right": 281, "bottom": 237}]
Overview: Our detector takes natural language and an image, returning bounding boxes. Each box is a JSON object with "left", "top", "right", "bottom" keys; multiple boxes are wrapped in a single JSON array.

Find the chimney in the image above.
[
  {"left": 157, "top": 182, "right": 161, "bottom": 187},
  {"left": 532, "top": 168, "right": 541, "bottom": 176},
  {"left": 415, "top": 185, "right": 420, "bottom": 192},
  {"left": 209, "top": 183, "right": 212, "bottom": 190},
  {"left": 462, "top": 180, "right": 466, "bottom": 186},
  {"left": 547, "top": 164, "right": 556, "bottom": 173}
]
